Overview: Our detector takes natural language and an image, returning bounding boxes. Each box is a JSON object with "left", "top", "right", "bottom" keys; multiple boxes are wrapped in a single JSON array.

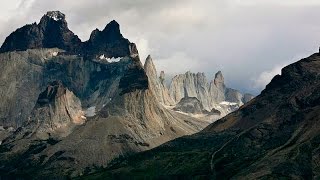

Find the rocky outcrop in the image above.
[
  {"left": 144, "top": 55, "right": 174, "bottom": 106},
  {"left": 96, "top": 52, "right": 320, "bottom": 179}
]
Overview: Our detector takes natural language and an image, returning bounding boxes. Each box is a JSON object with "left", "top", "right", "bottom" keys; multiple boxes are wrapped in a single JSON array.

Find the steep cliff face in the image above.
[
  {"left": 169, "top": 72, "right": 211, "bottom": 110},
  {"left": 144, "top": 55, "right": 174, "bottom": 106},
  {"left": 208, "top": 71, "right": 226, "bottom": 103},
  {"left": 0, "top": 11, "right": 209, "bottom": 178},
  {"left": 92, "top": 52, "right": 320, "bottom": 179},
  {"left": 168, "top": 70, "right": 253, "bottom": 119}
]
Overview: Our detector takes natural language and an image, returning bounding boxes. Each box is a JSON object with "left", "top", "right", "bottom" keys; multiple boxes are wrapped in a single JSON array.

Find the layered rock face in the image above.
[
  {"left": 94, "top": 52, "right": 320, "bottom": 179},
  {"left": 0, "top": 11, "right": 209, "bottom": 178},
  {"left": 144, "top": 55, "right": 174, "bottom": 106}
]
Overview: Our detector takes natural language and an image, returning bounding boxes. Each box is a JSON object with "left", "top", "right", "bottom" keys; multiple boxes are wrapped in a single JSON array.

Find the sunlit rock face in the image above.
[{"left": 144, "top": 55, "right": 174, "bottom": 106}]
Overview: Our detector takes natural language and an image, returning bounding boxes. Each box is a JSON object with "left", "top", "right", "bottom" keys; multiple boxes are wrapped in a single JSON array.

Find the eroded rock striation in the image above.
[{"left": 144, "top": 55, "right": 174, "bottom": 106}]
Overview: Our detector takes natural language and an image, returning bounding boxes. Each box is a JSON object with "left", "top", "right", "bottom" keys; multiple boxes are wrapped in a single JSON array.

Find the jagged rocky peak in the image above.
[
  {"left": 0, "top": 11, "right": 136, "bottom": 58},
  {"left": 144, "top": 55, "right": 157, "bottom": 76},
  {"left": 144, "top": 55, "right": 174, "bottom": 106},
  {"left": 0, "top": 11, "right": 81, "bottom": 53},
  {"left": 101, "top": 20, "right": 122, "bottom": 40},
  {"left": 214, "top": 71, "right": 224, "bottom": 85},
  {"left": 85, "top": 19, "right": 136, "bottom": 58},
  {"left": 88, "top": 20, "right": 121, "bottom": 42}
]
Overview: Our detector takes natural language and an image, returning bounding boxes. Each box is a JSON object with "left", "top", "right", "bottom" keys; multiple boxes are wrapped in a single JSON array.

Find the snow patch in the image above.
[
  {"left": 47, "top": 11, "right": 63, "bottom": 21},
  {"left": 52, "top": 52, "right": 58, "bottom": 56},
  {"left": 99, "top": 54, "right": 122, "bottom": 63},
  {"left": 219, "top": 101, "right": 238, "bottom": 106},
  {"left": 99, "top": 54, "right": 106, "bottom": 60},
  {"left": 85, "top": 106, "right": 96, "bottom": 117}
]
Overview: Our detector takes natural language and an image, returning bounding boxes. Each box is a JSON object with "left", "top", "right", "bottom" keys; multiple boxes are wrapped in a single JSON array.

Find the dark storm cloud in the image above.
[{"left": 1, "top": 0, "right": 320, "bottom": 94}]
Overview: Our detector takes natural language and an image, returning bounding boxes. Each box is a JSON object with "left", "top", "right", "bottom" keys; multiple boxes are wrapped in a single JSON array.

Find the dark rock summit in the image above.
[
  {"left": 84, "top": 20, "right": 138, "bottom": 58},
  {"left": 0, "top": 11, "right": 82, "bottom": 54},
  {"left": 0, "top": 11, "right": 136, "bottom": 58}
]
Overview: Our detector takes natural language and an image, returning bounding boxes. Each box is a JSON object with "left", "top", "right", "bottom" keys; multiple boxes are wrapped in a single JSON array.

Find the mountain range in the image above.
[
  {"left": 0, "top": 11, "right": 252, "bottom": 178},
  {"left": 0, "top": 10, "right": 315, "bottom": 179}
]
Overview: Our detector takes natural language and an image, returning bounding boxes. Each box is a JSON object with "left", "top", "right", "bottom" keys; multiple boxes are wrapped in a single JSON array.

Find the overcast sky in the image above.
[{"left": 1, "top": 0, "right": 320, "bottom": 94}]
